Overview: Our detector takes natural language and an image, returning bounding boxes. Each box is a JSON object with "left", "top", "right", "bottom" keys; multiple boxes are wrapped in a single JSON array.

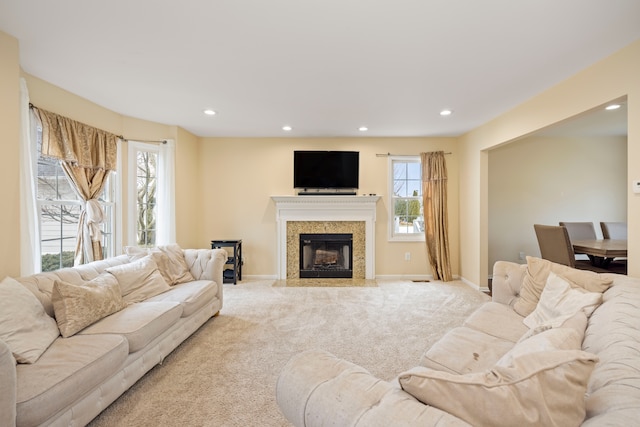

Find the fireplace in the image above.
[
  {"left": 271, "top": 195, "right": 381, "bottom": 279},
  {"left": 299, "top": 233, "right": 353, "bottom": 278}
]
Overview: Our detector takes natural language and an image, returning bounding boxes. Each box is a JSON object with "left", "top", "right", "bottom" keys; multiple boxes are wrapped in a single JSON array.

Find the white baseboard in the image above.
[
  {"left": 375, "top": 274, "right": 434, "bottom": 281},
  {"left": 239, "top": 274, "right": 278, "bottom": 282},
  {"left": 459, "top": 276, "right": 490, "bottom": 293}
]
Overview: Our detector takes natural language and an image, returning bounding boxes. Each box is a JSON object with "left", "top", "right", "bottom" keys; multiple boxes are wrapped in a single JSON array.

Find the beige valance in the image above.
[{"left": 35, "top": 107, "right": 118, "bottom": 171}]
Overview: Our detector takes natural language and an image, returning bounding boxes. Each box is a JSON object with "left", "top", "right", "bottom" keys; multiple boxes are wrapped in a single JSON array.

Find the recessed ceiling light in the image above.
[
  {"left": 605, "top": 104, "right": 621, "bottom": 110},
  {"left": 203, "top": 109, "right": 216, "bottom": 116},
  {"left": 440, "top": 109, "right": 453, "bottom": 116},
  {"left": 282, "top": 125, "right": 293, "bottom": 131},
  {"left": 358, "top": 126, "right": 368, "bottom": 132}
]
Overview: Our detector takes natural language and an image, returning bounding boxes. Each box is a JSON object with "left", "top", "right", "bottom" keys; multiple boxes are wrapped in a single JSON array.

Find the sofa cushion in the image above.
[
  {"left": 16, "top": 272, "right": 68, "bottom": 317},
  {"left": 125, "top": 244, "right": 195, "bottom": 286},
  {"left": 78, "top": 301, "right": 182, "bottom": 352},
  {"left": 523, "top": 271, "right": 602, "bottom": 329},
  {"left": 52, "top": 274, "right": 127, "bottom": 337},
  {"left": 420, "top": 326, "right": 515, "bottom": 374},
  {"left": 0, "top": 277, "right": 60, "bottom": 364},
  {"left": 68, "top": 254, "right": 131, "bottom": 281},
  {"left": 513, "top": 256, "right": 612, "bottom": 317},
  {"left": 16, "top": 334, "right": 128, "bottom": 427},
  {"left": 496, "top": 327, "right": 584, "bottom": 367},
  {"left": 106, "top": 255, "right": 171, "bottom": 303},
  {"left": 145, "top": 280, "right": 218, "bottom": 317},
  {"left": 400, "top": 350, "right": 598, "bottom": 427},
  {"left": 583, "top": 277, "right": 640, "bottom": 423},
  {"left": 463, "top": 301, "right": 529, "bottom": 342}
]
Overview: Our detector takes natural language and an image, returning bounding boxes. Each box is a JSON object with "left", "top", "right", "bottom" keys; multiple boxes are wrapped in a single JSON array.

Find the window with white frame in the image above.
[
  {"left": 388, "top": 156, "right": 424, "bottom": 241},
  {"left": 128, "top": 141, "right": 159, "bottom": 247},
  {"left": 35, "top": 125, "right": 115, "bottom": 271},
  {"left": 126, "top": 139, "right": 175, "bottom": 248}
]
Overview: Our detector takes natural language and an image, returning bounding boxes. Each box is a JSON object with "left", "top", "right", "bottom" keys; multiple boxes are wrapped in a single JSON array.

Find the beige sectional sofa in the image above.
[
  {"left": 276, "top": 257, "right": 640, "bottom": 426},
  {"left": 0, "top": 246, "right": 226, "bottom": 427}
]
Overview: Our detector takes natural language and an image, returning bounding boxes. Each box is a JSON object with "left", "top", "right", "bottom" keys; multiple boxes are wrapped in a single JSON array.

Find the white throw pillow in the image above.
[
  {"left": 124, "top": 244, "right": 194, "bottom": 285},
  {"left": 399, "top": 350, "right": 598, "bottom": 427},
  {"left": 52, "top": 273, "right": 127, "bottom": 337},
  {"left": 106, "top": 256, "right": 171, "bottom": 303},
  {"left": 513, "top": 256, "right": 612, "bottom": 317},
  {"left": 0, "top": 277, "right": 60, "bottom": 363},
  {"left": 497, "top": 327, "right": 584, "bottom": 368},
  {"left": 523, "top": 271, "right": 602, "bottom": 329}
]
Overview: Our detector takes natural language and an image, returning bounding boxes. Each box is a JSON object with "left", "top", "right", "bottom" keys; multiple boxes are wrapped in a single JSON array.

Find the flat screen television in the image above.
[{"left": 293, "top": 150, "right": 359, "bottom": 192}]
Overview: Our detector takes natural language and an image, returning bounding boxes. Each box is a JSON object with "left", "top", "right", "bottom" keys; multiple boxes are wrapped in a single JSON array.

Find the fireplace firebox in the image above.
[{"left": 299, "top": 233, "right": 353, "bottom": 278}]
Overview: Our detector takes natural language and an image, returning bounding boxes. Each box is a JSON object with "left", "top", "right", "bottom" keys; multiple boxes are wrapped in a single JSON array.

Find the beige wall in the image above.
[
  {"left": 0, "top": 31, "right": 21, "bottom": 278},
  {"left": 199, "top": 137, "right": 458, "bottom": 278},
  {"left": 488, "top": 135, "right": 627, "bottom": 267},
  {"left": 460, "top": 39, "right": 640, "bottom": 284},
  {"left": 173, "top": 127, "right": 202, "bottom": 249}
]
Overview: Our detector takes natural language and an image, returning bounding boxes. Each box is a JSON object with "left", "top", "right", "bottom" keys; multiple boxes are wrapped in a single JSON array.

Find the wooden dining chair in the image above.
[
  {"left": 534, "top": 224, "right": 607, "bottom": 272},
  {"left": 600, "top": 221, "right": 627, "bottom": 240}
]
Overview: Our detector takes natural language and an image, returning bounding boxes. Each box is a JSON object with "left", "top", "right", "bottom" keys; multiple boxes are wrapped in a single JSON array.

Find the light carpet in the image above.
[{"left": 88, "top": 280, "right": 489, "bottom": 427}]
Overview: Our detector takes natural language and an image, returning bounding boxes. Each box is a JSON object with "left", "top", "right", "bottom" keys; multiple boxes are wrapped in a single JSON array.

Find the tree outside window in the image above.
[
  {"left": 128, "top": 141, "right": 161, "bottom": 248},
  {"left": 136, "top": 150, "right": 158, "bottom": 247}
]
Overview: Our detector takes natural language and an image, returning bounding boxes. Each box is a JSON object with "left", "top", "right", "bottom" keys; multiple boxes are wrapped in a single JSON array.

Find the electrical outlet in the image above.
[
  {"left": 405, "top": 252, "right": 411, "bottom": 261},
  {"left": 518, "top": 251, "right": 525, "bottom": 260}
]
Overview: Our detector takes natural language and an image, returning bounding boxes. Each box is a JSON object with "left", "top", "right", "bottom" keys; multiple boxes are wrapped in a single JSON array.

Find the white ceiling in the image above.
[{"left": 1, "top": 1, "right": 639, "bottom": 138}]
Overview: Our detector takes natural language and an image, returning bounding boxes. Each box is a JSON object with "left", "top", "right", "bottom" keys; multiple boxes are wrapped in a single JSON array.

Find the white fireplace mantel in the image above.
[{"left": 271, "top": 195, "right": 381, "bottom": 279}]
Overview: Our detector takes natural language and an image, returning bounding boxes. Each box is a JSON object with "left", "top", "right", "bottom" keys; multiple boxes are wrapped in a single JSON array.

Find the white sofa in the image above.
[
  {"left": 0, "top": 246, "right": 227, "bottom": 427},
  {"left": 276, "top": 257, "right": 640, "bottom": 426}
]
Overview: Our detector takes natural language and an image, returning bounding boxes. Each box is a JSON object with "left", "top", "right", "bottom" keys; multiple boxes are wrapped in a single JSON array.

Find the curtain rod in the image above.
[
  {"left": 29, "top": 103, "right": 167, "bottom": 144},
  {"left": 376, "top": 152, "right": 452, "bottom": 157},
  {"left": 120, "top": 138, "right": 167, "bottom": 144}
]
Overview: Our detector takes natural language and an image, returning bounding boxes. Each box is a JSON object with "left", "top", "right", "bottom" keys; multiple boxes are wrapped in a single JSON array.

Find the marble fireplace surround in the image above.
[{"left": 272, "top": 196, "right": 381, "bottom": 280}]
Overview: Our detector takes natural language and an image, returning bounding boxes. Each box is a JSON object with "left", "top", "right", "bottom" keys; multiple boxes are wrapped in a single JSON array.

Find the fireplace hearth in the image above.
[{"left": 300, "top": 233, "right": 353, "bottom": 278}]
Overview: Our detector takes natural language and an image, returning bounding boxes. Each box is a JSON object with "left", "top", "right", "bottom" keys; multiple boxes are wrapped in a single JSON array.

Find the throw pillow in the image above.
[
  {"left": 52, "top": 274, "right": 127, "bottom": 337},
  {"left": 517, "top": 310, "right": 588, "bottom": 343},
  {"left": 0, "top": 277, "right": 60, "bottom": 363},
  {"left": 399, "top": 350, "right": 598, "bottom": 427},
  {"left": 497, "top": 327, "right": 584, "bottom": 367},
  {"left": 124, "top": 244, "right": 194, "bottom": 285},
  {"left": 523, "top": 272, "right": 602, "bottom": 329},
  {"left": 158, "top": 244, "right": 195, "bottom": 285},
  {"left": 513, "top": 256, "right": 612, "bottom": 317},
  {"left": 106, "top": 256, "right": 171, "bottom": 303}
]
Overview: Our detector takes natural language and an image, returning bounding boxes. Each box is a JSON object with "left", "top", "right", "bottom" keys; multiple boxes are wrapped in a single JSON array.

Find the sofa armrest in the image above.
[
  {"left": 183, "top": 249, "right": 227, "bottom": 303},
  {"left": 0, "top": 339, "right": 17, "bottom": 427},
  {"left": 491, "top": 261, "right": 527, "bottom": 306},
  {"left": 276, "top": 349, "right": 470, "bottom": 427}
]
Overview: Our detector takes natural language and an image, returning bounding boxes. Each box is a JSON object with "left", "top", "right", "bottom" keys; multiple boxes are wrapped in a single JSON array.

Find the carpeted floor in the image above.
[{"left": 87, "top": 279, "right": 489, "bottom": 427}]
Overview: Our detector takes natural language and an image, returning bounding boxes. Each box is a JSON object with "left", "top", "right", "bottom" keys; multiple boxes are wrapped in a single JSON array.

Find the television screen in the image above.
[{"left": 293, "top": 151, "right": 359, "bottom": 190}]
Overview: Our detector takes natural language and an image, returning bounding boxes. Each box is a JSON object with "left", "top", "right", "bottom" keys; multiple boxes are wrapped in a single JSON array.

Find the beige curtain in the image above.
[
  {"left": 35, "top": 107, "right": 118, "bottom": 265},
  {"left": 421, "top": 151, "right": 452, "bottom": 281}
]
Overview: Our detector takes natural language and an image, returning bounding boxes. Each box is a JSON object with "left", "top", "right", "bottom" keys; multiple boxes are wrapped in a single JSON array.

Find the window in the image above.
[
  {"left": 389, "top": 156, "right": 424, "bottom": 241},
  {"left": 127, "top": 139, "right": 175, "bottom": 248},
  {"left": 35, "top": 126, "right": 115, "bottom": 271},
  {"left": 128, "top": 142, "right": 159, "bottom": 247}
]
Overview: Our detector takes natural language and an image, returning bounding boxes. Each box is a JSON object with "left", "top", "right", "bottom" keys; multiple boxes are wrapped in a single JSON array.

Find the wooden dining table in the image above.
[{"left": 572, "top": 239, "right": 627, "bottom": 267}]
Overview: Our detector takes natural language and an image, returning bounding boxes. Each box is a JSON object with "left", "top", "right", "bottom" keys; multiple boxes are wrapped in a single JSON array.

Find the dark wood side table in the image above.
[{"left": 211, "top": 240, "right": 242, "bottom": 284}]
